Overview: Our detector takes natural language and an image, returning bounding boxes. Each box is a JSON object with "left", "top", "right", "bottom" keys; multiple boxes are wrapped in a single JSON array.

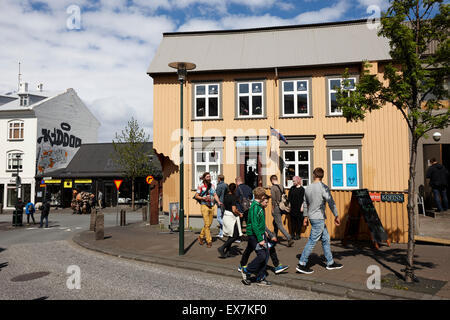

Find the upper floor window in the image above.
[
  {"left": 195, "top": 84, "right": 220, "bottom": 119},
  {"left": 8, "top": 120, "right": 24, "bottom": 140},
  {"left": 7, "top": 151, "right": 23, "bottom": 171},
  {"left": 238, "top": 81, "right": 264, "bottom": 118},
  {"left": 282, "top": 79, "right": 310, "bottom": 116},
  {"left": 330, "top": 148, "right": 359, "bottom": 189},
  {"left": 328, "top": 77, "right": 356, "bottom": 116},
  {"left": 19, "top": 95, "right": 29, "bottom": 106}
]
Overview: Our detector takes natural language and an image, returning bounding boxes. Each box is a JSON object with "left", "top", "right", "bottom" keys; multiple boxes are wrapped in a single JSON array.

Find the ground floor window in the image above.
[
  {"left": 7, "top": 184, "right": 17, "bottom": 207},
  {"left": 194, "top": 150, "right": 221, "bottom": 187},
  {"left": 283, "top": 149, "right": 310, "bottom": 188},
  {"left": 330, "top": 148, "right": 359, "bottom": 189}
]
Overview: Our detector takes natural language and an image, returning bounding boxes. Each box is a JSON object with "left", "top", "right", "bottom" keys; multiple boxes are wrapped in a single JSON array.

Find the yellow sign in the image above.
[
  {"left": 74, "top": 179, "right": 92, "bottom": 184},
  {"left": 146, "top": 175, "right": 154, "bottom": 185},
  {"left": 45, "top": 180, "right": 61, "bottom": 184},
  {"left": 64, "top": 180, "right": 72, "bottom": 188}
]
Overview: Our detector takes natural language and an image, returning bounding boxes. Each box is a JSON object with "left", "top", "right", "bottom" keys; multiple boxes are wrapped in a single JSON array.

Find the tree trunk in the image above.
[
  {"left": 132, "top": 178, "right": 135, "bottom": 211},
  {"left": 405, "top": 137, "right": 418, "bottom": 283}
]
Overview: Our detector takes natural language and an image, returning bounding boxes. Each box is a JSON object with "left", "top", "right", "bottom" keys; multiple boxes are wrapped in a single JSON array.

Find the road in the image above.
[{"left": 0, "top": 211, "right": 345, "bottom": 300}]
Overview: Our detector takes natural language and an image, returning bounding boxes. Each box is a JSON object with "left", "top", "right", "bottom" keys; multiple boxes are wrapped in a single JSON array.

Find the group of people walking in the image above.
[{"left": 195, "top": 167, "right": 343, "bottom": 286}]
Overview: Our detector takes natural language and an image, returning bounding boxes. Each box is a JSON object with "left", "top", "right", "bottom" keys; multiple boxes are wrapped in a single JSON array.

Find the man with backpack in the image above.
[
  {"left": 270, "top": 175, "right": 294, "bottom": 247},
  {"left": 235, "top": 177, "right": 253, "bottom": 233},
  {"left": 25, "top": 201, "right": 36, "bottom": 225}
]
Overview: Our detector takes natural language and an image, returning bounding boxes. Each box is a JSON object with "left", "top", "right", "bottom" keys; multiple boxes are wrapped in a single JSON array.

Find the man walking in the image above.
[
  {"left": 235, "top": 177, "right": 253, "bottom": 233},
  {"left": 426, "top": 158, "right": 449, "bottom": 212},
  {"left": 215, "top": 175, "right": 228, "bottom": 238},
  {"left": 39, "top": 197, "right": 51, "bottom": 229},
  {"left": 296, "top": 168, "right": 343, "bottom": 274},
  {"left": 25, "top": 201, "right": 36, "bottom": 224},
  {"left": 269, "top": 175, "right": 294, "bottom": 247}
]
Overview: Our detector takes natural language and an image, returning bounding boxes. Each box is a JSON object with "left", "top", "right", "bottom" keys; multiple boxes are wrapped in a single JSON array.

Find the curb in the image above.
[{"left": 71, "top": 232, "right": 444, "bottom": 301}]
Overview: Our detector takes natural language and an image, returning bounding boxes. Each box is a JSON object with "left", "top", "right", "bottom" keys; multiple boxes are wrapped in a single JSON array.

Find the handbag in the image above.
[{"left": 276, "top": 185, "right": 291, "bottom": 213}]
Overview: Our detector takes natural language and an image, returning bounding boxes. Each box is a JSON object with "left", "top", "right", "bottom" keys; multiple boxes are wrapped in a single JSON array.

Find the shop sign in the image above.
[
  {"left": 369, "top": 192, "right": 381, "bottom": 202},
  {"left": 74, "top": 179, "right": 92, "bottom": 184},
  {"left": 236, "top": 140, "right": 267, "bottom": 148},
  {"left": 381, "top": 193, "right": 405, "bottom": 203},
  {"left": 64, "top": 180, "right": 73, "bottom": 188},
  {"left": 45, "top": 179, "right": 61, "bottom": 184}
]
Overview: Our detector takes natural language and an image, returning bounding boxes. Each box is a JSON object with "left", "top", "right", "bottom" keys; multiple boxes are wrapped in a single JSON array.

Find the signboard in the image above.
[
  {"left": 381, "top": 193, "right": 404, "bottom": 203},
  {"left": 45, "top": 179, "right": 61, "bottom": 184},
  {"left": 344, "top": 189, "right": 389, "bottom": 248},
  {"left": 146, "top": 175, "right": 154, "bottom": 185},
  {"left": 369, "top": 192, "right": 381, "bottom": 202},
  {"left": 64, "top": 180, "right": 73, "bottom": 188},
  {"left": 74, "top": 179, "right": 92, "bottom": 184},
  {"left": 114, "top": 180, "right": 123, "bottom": 191},
  {"left": 236, "top": 140, "right": 267, "bottom": 148},
  {"left": 169, "top": 202, "right": 180, "bottom": 229}
]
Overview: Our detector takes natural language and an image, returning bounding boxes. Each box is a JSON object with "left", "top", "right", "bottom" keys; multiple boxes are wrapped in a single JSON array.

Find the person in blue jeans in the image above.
[
  {"left": 39, "top": 199, "right": 51, "bottom": 228},
  {"left": 296, "top": 167, "right": 343, "bottom": 274},
  {"left": 215, "top": 174, "right": 228, "bottom": 238},
  {"left": 426, "top": 158, "right": 449, "bottom": 212}
]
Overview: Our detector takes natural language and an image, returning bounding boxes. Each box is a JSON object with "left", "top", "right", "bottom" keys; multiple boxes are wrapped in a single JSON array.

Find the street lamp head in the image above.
[{"left": 168, "top": 62, "right": 196, "bottom": 82}]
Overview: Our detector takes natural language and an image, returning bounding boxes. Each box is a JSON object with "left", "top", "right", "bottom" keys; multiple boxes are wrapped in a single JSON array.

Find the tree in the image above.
[
  {"left": 112, "top": 117, "right": 160, "bottom": 210},
  {"left": 336, "top": 0, "right": 449, "bottom": 282}
]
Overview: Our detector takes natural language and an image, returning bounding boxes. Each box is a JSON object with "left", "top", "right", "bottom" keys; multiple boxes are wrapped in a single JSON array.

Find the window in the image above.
[
  {"left": 195, "top": 84, "right": 220, "bottom": 119},
  {"left": 8, "top": 121, "right": 24, "bottom": 140},
  {"left": 283, "top": 150, "right": 310, "bottom": 188},
  {"left": 194, "top": 150, "right": 221, "bottom": 187},
  {"left": 330, "top": 149, "right": 359, "bottom": 189},
  {"left": 19, "top": 95, "right": 29, "bottom": 106},
  {"left": 282, "top": 79, "right": 310, "bottom": 116},
  {"left": 7, "top": 152, "right": 23, "bottom": 171},
  {"left": 238, "top": 81, "right": 264, "bottom": 118},
  {"left": 328, "top": 77, "right": 356, "bottom": 116}
]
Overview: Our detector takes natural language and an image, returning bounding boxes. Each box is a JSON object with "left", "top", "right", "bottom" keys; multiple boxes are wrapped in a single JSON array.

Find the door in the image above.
[
  {"left": 104, "top": 183, "right": 115, "bottom": 207},
  {"left": 239, "top": 152, "right": 262, "bottom": 188},
  {"left": 423, "top": 144, "right": 447, "bottom": 209}
]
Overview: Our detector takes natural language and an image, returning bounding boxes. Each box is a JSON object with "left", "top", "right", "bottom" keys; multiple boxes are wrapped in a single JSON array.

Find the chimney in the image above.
[
  {"left": 37, "top": 83, "right": 43, "bottom": 92},
  {"left": 19, "top": 82, "right": 28, "bottom": 93}
]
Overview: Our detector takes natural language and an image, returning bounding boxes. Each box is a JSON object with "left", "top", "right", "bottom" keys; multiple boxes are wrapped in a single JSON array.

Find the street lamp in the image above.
[
  {"left": 168, "top": 61, "right": 196, "bottom": 255},
  {"left": 13, "top": 154, "right": 22, "bottom": 226}
]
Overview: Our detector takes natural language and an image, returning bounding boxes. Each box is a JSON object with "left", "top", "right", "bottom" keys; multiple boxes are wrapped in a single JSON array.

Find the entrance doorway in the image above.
[
  {"left": 104, "top": 182, "right": 116, "bottom": 207},
  {"left": 423, "top": 144, "right": 450, "bottom": 210},
  {"left": 239, "top": 152, "right": 262, "bottom": 189}
]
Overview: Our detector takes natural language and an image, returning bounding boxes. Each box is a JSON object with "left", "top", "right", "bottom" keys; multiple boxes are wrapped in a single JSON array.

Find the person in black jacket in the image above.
[
  {"left": 39, "top": 196, "right": 51, "bottom": 228},
  {"left": 426, "top": 158, "right": 449, "bottom": 212},
  {"left": 288, "top": 176, "right": 305, "bottom": 240}
]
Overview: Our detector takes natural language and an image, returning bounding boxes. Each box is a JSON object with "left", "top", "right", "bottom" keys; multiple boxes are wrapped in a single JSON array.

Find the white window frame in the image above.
[
  {"left": 8, "top": 120, "right": 24, "bottom": 140},
  {"left": 328, "top": 77, "right": 356, "bottom": 116},
  {"left": 7, "top": 151, "right": 24, "bottom": 172},
  {"left": 194, "top": 83, "right": 220, "bottom": 119},
  {"left": 330, "top": 148, "right": 359, "bottom": 189},
  {"left": 283, "top": 149, "right": 311, "bottom": 188},
  {"left": 194, "top": 150, "right": 221, "bottom": 188},
  {"left": 237, "top": 81, "right": 264, "bottom": 118},
  {"left": 282, "top": 79, "right": 310, "bottom": 116},
  {"left": 19, "top": 95, "right": 29, "bottom": 106}
]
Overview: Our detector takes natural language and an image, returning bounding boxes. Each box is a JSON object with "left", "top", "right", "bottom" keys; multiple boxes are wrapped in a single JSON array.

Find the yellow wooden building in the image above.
[{"left": 148, "top": 20, "right": 412, "bottom": 243}]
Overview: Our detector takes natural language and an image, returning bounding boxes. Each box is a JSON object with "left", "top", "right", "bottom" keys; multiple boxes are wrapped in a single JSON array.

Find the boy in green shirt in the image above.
[{"left": 241, "top": 187, "right": 272, "bottom": 286}]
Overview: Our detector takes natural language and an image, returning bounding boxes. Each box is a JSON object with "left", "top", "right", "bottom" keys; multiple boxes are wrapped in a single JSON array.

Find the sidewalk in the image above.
[{"left": 72, "top": 222, "right": 450, "bottom": 300}]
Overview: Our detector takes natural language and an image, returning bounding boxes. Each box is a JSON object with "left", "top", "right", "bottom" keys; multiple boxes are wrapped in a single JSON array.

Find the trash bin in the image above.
[{"left": 12, "top": 210, "right": 23, "bottom": 227}]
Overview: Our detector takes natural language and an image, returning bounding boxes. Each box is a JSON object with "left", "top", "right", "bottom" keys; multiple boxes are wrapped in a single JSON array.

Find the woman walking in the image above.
[{"left": 218, "top": 183, "right": 243, "bottom": 258}]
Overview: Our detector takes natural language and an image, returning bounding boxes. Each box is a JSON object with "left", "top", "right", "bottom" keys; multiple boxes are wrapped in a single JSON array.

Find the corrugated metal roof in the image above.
[{"left": 147, "top": 20, "right": 392, "bottom": 75}]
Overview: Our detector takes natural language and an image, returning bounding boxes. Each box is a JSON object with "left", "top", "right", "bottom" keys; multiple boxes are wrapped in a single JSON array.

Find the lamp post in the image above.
[
  {"left": 13, "top": 154, "right": 22, "bottom": 226},
  {"left": 168, "top": 61, "right": 196, "bottom": 255}
]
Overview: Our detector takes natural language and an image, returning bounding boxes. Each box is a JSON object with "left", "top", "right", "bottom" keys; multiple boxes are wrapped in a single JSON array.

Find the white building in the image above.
[{"left": 0, "top": 83, "right": 100, "bottom": 209}]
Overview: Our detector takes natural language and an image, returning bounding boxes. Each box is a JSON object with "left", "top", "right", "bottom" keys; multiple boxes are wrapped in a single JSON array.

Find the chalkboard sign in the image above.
[{"left": 344, "top": 189, "right": 389, "bottom": 247}]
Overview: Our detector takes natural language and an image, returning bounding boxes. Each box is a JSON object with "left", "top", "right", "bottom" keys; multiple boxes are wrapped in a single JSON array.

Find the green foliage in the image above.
[
  {"left": 112, "top": 117, "right": 161, "bottom": 180},
  {"left": 336, "top": 0, "right": 450, "bottom": 142}
]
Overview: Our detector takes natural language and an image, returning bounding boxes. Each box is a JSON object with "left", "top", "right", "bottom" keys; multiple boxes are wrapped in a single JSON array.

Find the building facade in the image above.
[
  {"left": 147, "top": 20, "right": 432, "bottom": 243},
  {"left": 0, "top": 83, "right": 100, "bottom": 209}
]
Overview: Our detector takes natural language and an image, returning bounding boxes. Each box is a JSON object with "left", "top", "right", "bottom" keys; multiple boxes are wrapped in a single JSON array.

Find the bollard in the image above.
[
  {"left": 120, "top": 209, "right": 126, "bottom": 226},
  {"left": 95, "top": 213, "right": 104, "bottom": 240},
  {"left": 90, "top": 209, "right": 97, "bottom": 231}
]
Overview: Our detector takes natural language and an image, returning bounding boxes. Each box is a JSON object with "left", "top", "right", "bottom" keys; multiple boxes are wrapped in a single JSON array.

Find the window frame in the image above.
[
  {"left": 193, "top": 150, "right": 221, "bottom": 188},
  {"left": 193, "top": 83, "right": 221, "bottom": 120},
  {"left": 329, "top": 148, "right": 360, "bottom": 190},
  {"left": 327, "top": 77, "right": 357, "bottom": 116},
  {"left": 282, "top": 149, "right": 311, "bottom": 189},
  {"left": 8, "top": 120, "right": 24, "bottom": 140},
  {"left": 6, "top": 151, "right": 24, "bottom": 172},
  {"left": 281, "top": 78, "right": 311, "bottom": 117},
  {"left": 236, "top": 81, "right": 265, "bottom": 119}
]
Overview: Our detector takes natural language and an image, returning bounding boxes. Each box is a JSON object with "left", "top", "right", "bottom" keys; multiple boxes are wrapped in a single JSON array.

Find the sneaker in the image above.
[
  {"left": 326, "top": 262, "right": 343, "bottom": 270},
  {"left": 287, "top": 239, "right": 294, "bottom": 247},
  {"left": 257, "top": 279, "right": 272, "bottom": 286},
  {"left": 234, "top": 240, "right": 241, "bottom": 243},
  {"left": 296, "top": 264, "right": 314, "bottom": 274},
  {"left": 238, "top": 264, "right": 246, "bottom": 272},
  {"left": 241, "top": 267, "right": 251, "bottom": 285},
  {"left": 274, "top": 264, "right": 289, "bottom": 274},
  {"left": 198, "top": 236, "right": 204, "bottom": 245}
]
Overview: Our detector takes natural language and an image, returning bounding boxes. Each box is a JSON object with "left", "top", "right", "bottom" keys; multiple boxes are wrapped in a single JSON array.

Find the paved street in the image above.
[{"left": 0, "top": 211, "right": 342, "bottom": 300}]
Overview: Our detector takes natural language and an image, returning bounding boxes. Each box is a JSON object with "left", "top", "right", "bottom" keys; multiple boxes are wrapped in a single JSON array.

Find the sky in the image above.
[{"left": 0, "top": 0, "right": 390, "bottom": 142}]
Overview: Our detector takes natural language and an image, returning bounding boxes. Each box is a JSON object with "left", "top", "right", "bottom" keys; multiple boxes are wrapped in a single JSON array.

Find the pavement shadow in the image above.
[
  {"left": 332, "top": 242, "right": 437, "bottom": 281},
  {"left": 184, "top": 238, "right": 198, "bottom": 255},
  {"left": 0, "top": 262, "right": 8, "bottom": 271},
  {"left": 0, "top": 247, "right": 6, "bottom": 253}
]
